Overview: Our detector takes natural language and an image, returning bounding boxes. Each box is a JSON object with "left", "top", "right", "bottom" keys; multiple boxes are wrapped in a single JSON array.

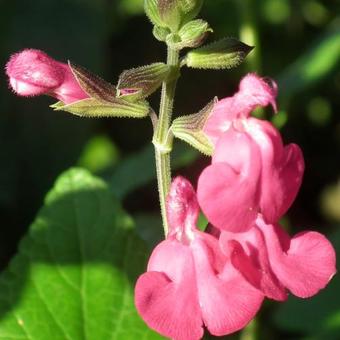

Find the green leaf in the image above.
[
  {"left": 184, "top": 38, "right": 254, "bottom": 69},
  {"left": 69, "top": 62, "right": 117, "bottom": 102},
  {"left": 117, "top": 63, "right": 171, "bottom": 100},
  {"left": 0, "top": 168, "right": 163, "bottom": 339},
  {"left": 277, "top": 23, "right": 340, "bottom": 102},
  {"left": 273, "top": 229, "right": 340, "bottom": 339},
  {"left": 52, "top": 98, "right": 150, "bottom": 119},
  {"left": 171, "top": 98, "right": 216, "bottom": 155}
]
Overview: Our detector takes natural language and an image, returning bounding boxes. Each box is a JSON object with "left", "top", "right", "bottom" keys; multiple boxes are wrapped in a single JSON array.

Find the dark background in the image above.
[{"left": 1, "top": 0, "right": 339, "bottom": 338}]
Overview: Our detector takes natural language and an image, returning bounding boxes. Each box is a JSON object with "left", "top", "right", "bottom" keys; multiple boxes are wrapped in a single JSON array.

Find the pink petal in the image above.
[
  {"left": 135, "top": 240, "right": 203, "bottom": 340},
  {"left": 203, "top": 97, "right": 235, "bottom": 146},
  {"left": 238, "top": 73, "right": 277, "bottom": 113},
  {"left": 203, "top": 73, "right": 277, "bottom": 145},
  {"left": 5, "top": 49, "right": 88, "bottom": 104},
  {"left": 5, "top": 49, "right": 64, "bottom": 92},
  {"left": 197, "top": 128, "right": 261, "bottom": 232},
  {"left": 191, "top": 235, "right": 264, "bottom": 336},
  {"left": 247, "top": 118, "right": 305, "bottom": 223},
  {"left": 53, "top": 63, "right": 88, "bottom": 104},
  {"left": 257, "top": 218, "right": 337, "bottom": 298},
  {"left": 166, "top": 176, "right": 200, "bottom": 241},
  {"left": 220, "top": 229, "right": 287, "bottom": 301}
]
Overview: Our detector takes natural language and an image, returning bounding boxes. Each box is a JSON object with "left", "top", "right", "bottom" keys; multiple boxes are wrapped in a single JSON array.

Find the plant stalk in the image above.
[{"left": 153, "top": 46, "right": 179, "bottom": 236}]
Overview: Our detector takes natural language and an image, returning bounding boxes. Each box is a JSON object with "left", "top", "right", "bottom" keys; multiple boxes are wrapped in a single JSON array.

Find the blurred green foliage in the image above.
[{"left": 0, "top": 0, "right": 340, "bottom": 338}]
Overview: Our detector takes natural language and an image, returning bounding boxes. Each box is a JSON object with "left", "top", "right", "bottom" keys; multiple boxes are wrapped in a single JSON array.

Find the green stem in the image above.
[{"left": 153, "top": 46, "right": 179, "bottom": 236}]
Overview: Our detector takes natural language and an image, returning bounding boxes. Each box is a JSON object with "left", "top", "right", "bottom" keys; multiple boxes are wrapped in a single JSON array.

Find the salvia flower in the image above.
[
  {"left": 135, "top": 177, "right": 263, "bottom": 340},
  {"left": 5, "top": 49, "right": 88, "bottom": 104},
  {"left": 220, "top": 215, "right": 336, "bottom": 300},
  {"left": 197, "top": 73, "right": 304, "bottom": 232}
]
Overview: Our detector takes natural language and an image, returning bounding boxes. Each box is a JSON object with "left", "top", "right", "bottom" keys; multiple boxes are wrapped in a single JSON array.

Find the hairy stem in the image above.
[{"left": 153, "top": 47, "right": 179, "bottom": 236}]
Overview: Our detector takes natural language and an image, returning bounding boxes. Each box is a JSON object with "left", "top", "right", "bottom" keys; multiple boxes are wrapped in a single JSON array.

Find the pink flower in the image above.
[
  {"left": 197, "top": 74, "right": 304, "bottom": 232},
  {"left": 135, "top": 177, "right": 263, "bottom": 340},
  {"left": 220, "top": 215, "right": 336, "bottom": 299},
  {"left": 203, "top": 73, "right": 277, "bottom": 146},
  {"left": 5, "top": 49, "right": 88, "bottom": 104}
]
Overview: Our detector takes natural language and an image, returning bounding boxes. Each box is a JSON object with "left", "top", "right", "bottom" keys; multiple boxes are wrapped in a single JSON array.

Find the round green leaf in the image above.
[{"left": 0, "top": 168, "right": 163, "bottom": 340}]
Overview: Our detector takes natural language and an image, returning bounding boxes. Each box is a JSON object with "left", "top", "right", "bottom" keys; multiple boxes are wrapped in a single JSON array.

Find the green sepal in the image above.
[
  {"left": 178, "top": 0, "right": 203, "bottom": 23},
  {"left": 167, "top": 19, "right": 212, "bottom": 50},
  {"left": 68, "top": 62, "right": 117, "bottom": 102},
  {"left": 171, "top": 98, "right": 217, "bottom": 155},
  {"left": 144, "top": 0, "right": 164, "bottom": 27},
  {"left": 117, "top": 63, "right": 171, "bottom": 100},
  {"left": 153, "top": 25, "right": 171, "bottom": 41},
  {"left": 51, "top": 98, "right": 150, "bottom": 119},
  {"left": 144, "top": 0, "right": 203, "bottom": 32},
  {"left": 184, "top": 38, "right": 254, "bottom": 70},
  {"left": 158, "top": 0, "right": 186, "bottom": 32}
]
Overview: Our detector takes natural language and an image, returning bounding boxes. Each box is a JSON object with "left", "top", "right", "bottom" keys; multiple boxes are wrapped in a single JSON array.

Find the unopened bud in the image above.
[
  {"left": 5, "top": 49, "right": 88, "bottom": 104},
  {"left": 144, "top": 0, "right": 204, "bottom": 32},
  {"left": 167, "top": 19, "right": 212, "bottom": 50},
  {"left": 184, "top": 38, "right": 254, "bottom": 70}
]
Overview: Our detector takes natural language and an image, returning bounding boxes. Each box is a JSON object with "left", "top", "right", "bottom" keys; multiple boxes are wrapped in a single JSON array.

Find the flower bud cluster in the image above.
[{"left": 135, "top": 74, "right": 336, "bottom": 340}]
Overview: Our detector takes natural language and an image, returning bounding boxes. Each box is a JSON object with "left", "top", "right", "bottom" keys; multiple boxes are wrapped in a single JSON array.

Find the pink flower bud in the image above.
[{"left": 5, "top": 49, "right": 88, "bottom": 104}]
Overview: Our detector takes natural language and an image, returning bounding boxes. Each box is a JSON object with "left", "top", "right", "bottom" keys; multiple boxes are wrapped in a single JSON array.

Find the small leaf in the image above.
[
  {"left": 167, "top": 19, "right": 212, "bottom": 50},
  {"left": 53, "top": 97, "right": 150, "bottom": 118},
  {"left": 171, "top": 98, "right": 216, "bottom": 155},
  {"left": 0, "top": 168, "right": 162, "bottom": 339},
  {"left": 69, "top": 62, "right": 117, "bottom": 102},
  {"left": 184, "top": 38, "right": 254, "bottom": 70},
  {"left": 117, "top": 63, "right": 171, "bottom": 99}
]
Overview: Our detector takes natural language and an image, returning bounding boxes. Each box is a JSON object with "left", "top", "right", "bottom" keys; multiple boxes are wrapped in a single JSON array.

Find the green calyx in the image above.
[
  {"left": 117, "top": 62, "right": 172, "bottom": 100},
  {"left": 144, "top": 0, "right": 204, "bottom": 32},
  {"left": 166, "top": 19, "right": 212, "bottom": 50},
  {"left": 171, "top": 98, "right": 216, "bottom": 155},
  {"left": 183, "top": 37, "right": 254, "bottom": 69},
  {"left": 51, "top": 98, "right": 150, "bottom": 119},
  {"left": 52, "top": 62, "right": 150, "bottom": 118}
]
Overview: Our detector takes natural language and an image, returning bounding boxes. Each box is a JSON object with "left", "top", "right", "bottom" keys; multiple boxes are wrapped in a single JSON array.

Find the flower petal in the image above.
[
  {"left": 247, "top": 119, "right": 305, "bottom": 223},
  {"left": 257, "top": 218, "right": 336, "bottom": 298},
  {"left": 203, "top": 73, "right": 277, "bottom": 145},
  {"left": 220, "top": 229, "right": 287, "bottom": 301},
  {"left": 135, "top": 240, "right": 203, "bottom": 340},
  {"left": 197, "top": 128, "right": 261, "bottom": 232},
  {"left": 191, "top": 236, "right": 264, "bottom": 336},
  {"left": 166, "top": 176, "right": 200, "bottom": 241},
  {"left": 238, "top": 73, "right": 277, "bottom": 113}
]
